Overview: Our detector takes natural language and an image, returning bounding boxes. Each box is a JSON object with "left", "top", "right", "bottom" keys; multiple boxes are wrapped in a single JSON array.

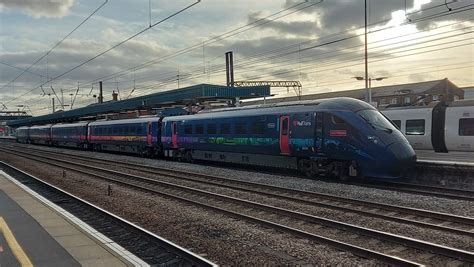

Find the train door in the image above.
[
  {"left": 315, "top": 112, "right": 323, "bottom": 151},
  {"left": 279, "top": 116, "right": 290, "bottom": 155},
  {"left": 171, "top": 121, "right": 178, "bottom": 148},
  {"left": 147, "top": 122, "right": 152, "bottom": 146}
]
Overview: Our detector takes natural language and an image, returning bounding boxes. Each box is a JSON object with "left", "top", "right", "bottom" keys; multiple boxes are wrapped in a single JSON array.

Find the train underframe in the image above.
[
  {"left": 91, "top": 143, "right": 159, "bottom": 157},
  {"left": 165, "top": 148, "right": 359, "bottom": 180},
  {"left": 297, "top": 158, "right": 359, "bottom": 180},
  {"left": 18, "top": 139, "right": 360, "bottom": 180}
]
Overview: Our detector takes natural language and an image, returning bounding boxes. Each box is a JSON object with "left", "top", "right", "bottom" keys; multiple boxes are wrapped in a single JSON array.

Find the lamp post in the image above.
[
  {"left": 353, "top": 76, "right": 388, "bottom": 104},
  {"left": 364, "top": 0, "right": 369, "bottom": 104}
]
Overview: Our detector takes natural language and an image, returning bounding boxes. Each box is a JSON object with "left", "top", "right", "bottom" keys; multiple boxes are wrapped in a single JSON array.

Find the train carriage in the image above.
[
  {"left": 381, "top": 100, "right": 474, "bottom": 152},
  {"left": 13, "top": 98, "right": 418, "bottom": 179},
  {"left": 15, "top": 126, "right": 29, "bottom": 143},
  {"left": 28, "top": 124, "right": 52, "bottom": 145},
  {"left": 162, "top": 98, "right": 416, "bottom": 179},
  {"left": 51, "top": 122, "right": 89, "bottom": 149},
  {"left": 88, "top": 117, "right": 161, "bottom": 156},
  {"left": 443, "top": 100, "right": 474, "bottom": 152}
]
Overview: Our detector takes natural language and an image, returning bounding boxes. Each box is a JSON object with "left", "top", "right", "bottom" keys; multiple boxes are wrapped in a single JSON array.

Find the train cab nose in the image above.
[{"left": 383, "top": 141, "right": 417, "bottom": 178}]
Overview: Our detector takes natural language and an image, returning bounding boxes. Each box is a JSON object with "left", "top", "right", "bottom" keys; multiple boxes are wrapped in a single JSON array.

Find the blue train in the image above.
[{"left": 15, "top": 97, "right": 416, "bottom": 179}]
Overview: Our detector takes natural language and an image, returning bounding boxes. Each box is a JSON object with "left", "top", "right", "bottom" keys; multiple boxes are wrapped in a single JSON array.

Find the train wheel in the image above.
[
  {"left": 298, "top": 159, "right": 315, "bottom": 178},
  {"left": 327, "top": 161, "right": 350, "bottom": 181},
  {"left": 336, "top": 162, "right": 350, "bottom": 181},
  {"left": 138, "top": 146, "right": 145, "bottom": 157},
  {"left": 185, "top": 151, "right": 194, "bottom": 163}
]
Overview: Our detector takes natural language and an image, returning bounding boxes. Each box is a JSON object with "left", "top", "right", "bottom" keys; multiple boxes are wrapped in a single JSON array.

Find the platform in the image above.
[
  {"left": 0, "top": 172, "right": 135, "bottom": 267},
  {"left": 416, "top": 150, "right": 474, "bottom": 166}
]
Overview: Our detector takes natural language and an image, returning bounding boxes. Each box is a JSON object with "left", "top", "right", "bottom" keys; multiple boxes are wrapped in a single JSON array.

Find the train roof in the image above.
[
  {"left": 378, "top": 101, "right": 440, "bottom": 111},
  {"left": 165, "top": 97, "right": 374, "bottom": 121},
  {"left": 29, "top": 124, "right": 52, "bottom": 129},
  {"left": 51, "top": 121, "right": 90, "bottom": 128},
  {"left": 446, "top": 99, "right": 474, "bottom": 108},
  {"left": 379, "top": 100, "right": 474, "bottom": 111},
  {"left": 88, "top": 117, "right": 159, "bottom": 126}
]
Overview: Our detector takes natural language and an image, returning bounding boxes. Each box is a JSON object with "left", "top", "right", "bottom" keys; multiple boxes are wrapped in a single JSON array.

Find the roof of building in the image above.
[
  {"left": 0, "top": 115, "right": 31, "bottom": 121},
  {"left": 8, "top": 83, "right": 270, "bottom": 127},
  {"left": 245, "top": 78, "right": 459, "bottom": 105}
]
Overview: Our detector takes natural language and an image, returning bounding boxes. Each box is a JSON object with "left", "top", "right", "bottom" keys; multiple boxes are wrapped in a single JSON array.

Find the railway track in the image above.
[
  {"left": 0, "top": 161, "right": 215, "bottom": 267},
  {"left": 351, "top": 180, "right": 474, "bottom": 201},
  {"left": 3, "top": 145, "right": 474, "bottom": 237},
  {"left": 2, "top": 147, "right": 473, "bottom": 265},
  {"left": 9, "top": 143, "right": 474, "bottom": 201},
  {"left": 4, "top": 145, "right": 474, "bottom": 237}
]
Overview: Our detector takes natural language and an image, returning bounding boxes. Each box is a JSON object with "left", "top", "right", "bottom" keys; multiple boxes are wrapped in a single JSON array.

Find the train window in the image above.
[
  {"left": 459, "top": 118, "right": 474, "bottom": 136},
  {"left": 207, "top": 124, "right": 217, "bottom": 134},
  {"left": 220, "top": 123, "right": 230, "bottom": 134},
  {"left": 236, "top": 123, "right": 247, "bottom": 134},
  {"left": 331, "top": 115, "right": 346, "bottom": 125},
  {"left": 108, "top": 127, "right": 113, "bottom": 135},
  {"left": 406, "top": 120, "right": 425, "bottom": 135},
  {"left": 113, "top": 127, "right": 118, "bottom": 134},
  {"left": 251, "top": 122, "right": 265, "bottom": 135},
  {"left": 392, "top": 120, "right": 401, "bottom": 130},
  {"left": 130, "top": 126, "right": 136, "bottom": 134},
  {"left": 196, "top": 125, "right": 204, "bottom": 134},
  {"left": 390, "top": 98, "right": 398, "bottom": 104},
  {"left": 184, "top": 125, "right": 193, "bottom": 135},
  {"left": 282, "top": 118, "right": 288, "bottom": 135}
]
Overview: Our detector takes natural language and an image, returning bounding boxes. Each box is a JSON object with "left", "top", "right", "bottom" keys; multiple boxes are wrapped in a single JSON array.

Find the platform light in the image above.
[{"left": 352, "top": 76, "right": 388, "bottom": 104}]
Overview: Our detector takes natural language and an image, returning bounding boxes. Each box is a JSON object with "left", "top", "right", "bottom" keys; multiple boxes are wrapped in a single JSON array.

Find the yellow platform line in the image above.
[{"left": 0, "top": 217, "right": 34, "bottom": 267}]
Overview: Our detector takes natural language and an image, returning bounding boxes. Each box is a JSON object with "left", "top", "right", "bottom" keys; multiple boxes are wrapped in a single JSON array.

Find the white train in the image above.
[{"left": 381, "top": 100, "right": 474, "bottom": 152}]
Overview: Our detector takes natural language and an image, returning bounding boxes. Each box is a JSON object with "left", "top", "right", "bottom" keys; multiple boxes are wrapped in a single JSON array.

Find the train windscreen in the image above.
[{"left": 357, "top": 110, "right": 397, "bottom": 133}]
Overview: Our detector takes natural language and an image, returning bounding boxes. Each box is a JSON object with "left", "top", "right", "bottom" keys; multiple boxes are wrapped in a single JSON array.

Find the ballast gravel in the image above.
[
  {"left": 0, "top": 152, "right": 375, "bottom": 266},
  {"left": 16, "top": 142, "right": 473, "bottom": 217},
  {"left": 1, "top": 142, "right": 472, "bottom": 265}
]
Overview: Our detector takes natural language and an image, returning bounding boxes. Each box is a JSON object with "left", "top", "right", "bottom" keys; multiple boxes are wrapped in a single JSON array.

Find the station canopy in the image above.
[{"left": 8, "top": 83, "right": 270, "bottom": 127}]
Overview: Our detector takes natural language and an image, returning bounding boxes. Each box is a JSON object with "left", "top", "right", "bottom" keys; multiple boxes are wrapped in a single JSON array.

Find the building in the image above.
[
  {"left": 0, "top": 112, "right": 31, "bottom": 136},
  {"left": 245, "top": 78, "right": 464, "bottom": 107},
  {"left": 463, "top": 87, "right": 474, "bottom": 100}
]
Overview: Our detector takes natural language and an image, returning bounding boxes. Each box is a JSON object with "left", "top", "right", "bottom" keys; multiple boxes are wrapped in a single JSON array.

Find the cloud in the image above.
[
  {"left": 0, "top": 0, "right": 74, "bottom": 18},
  {"left": 0, "top": 36, "right": 172, "bottom": 93},
  {"left": 246, "top": 11, "right": 318, "bottom": 37},
  {"left": 408, "top": 72, "right": 435, "bottom": 82}
]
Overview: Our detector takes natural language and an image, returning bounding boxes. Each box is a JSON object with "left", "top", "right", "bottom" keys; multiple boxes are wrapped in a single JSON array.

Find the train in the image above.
[
  {"left": 15, "top": 97, "right": 416, "bottom": 180},
  {"left": 381, "top": 100, "right": 474, "bottom": 152}
]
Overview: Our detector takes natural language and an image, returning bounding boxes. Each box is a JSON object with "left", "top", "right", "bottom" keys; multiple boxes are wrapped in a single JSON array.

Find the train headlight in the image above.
[{"left": 367, "top": 135, "right": 379, "bottom": 144}]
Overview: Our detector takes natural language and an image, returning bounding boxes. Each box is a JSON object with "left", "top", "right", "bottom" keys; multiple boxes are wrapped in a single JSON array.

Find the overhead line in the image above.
[
  {"left": 4, "top": 0, "right": 201, "bottom": 105},
  {"left": 89, "top": 2, "right": 470, "bottom": 92},
  {"left": 19, "top": 2, "right": 474, "bottom": 111},
  {"left": 0, "top": 0, "right": 109, "bottom": 91},
  {"left": 39, "top": 1, "right": 469, "bottom": 96}
]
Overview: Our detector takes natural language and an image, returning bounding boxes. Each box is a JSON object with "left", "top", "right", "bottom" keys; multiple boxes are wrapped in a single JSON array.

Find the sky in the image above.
[{"left": 0, "top": 0, "right": 472, "bottom": 115}]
